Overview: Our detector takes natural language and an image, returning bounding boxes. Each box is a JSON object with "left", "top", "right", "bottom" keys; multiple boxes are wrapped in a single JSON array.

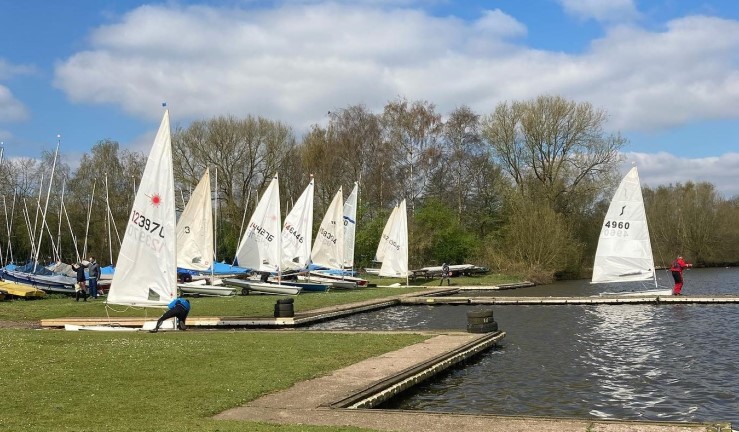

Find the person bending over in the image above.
[{"left": 150, "top": 297, "right": 191, "bottom": 332}]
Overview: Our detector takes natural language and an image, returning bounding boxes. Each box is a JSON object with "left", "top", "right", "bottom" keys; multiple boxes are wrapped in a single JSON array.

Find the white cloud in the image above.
[
  {"left": 623, "top": 152, "right": 739, "bottom": 199},
  {"left": 0, "top": 59, "right": 36, "bottom": 80},
  {"left": 0, "top": 85, "right": 29, "bottom": 123},
  {"left": 0, "top": 59, "right": 34, "bottom": 125},
  {"left": 557, "top": 0, "right": 640, "bottom": 23},
  {"left": 52, "top": 3, "right": 739, "bottom": 145}
]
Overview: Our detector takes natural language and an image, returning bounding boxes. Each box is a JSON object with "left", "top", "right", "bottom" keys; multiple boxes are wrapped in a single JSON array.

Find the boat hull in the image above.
[
  {"left": 223, "top": 278, "right": 301, "bottom": 295},
  {"left": 2, "top": 270, "right": 75, "bottom": 294},
  {"left": 177, "top": 279, "right": 236, "bottom": 296}
]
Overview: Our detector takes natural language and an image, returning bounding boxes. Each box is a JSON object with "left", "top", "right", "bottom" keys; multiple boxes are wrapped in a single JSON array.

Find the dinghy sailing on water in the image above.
[{"left": 591, "top": 165, "right": 672, "bottom": 297}]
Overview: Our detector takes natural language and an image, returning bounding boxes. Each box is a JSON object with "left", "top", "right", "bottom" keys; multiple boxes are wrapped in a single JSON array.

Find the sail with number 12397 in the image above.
[{"left": 107, "top": 109, "right": 177, "bottom": 307}]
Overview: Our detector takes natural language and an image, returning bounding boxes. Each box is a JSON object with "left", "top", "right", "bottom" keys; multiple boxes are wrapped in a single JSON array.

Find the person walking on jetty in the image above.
[
  {"left": 150, "top": 297, "right": 191, "bottom": 332},
  {"left": 71, "top": 260, "right": 89, "bottom": 301},
  {"left": 87, "top": 256, "right": 101, "bottom": 299},
  {"left": 439, "top": 262, "right": 451, "bottom": 286},
  {"left": 670, "top": 255, "right": 692, "bottom": 295}
]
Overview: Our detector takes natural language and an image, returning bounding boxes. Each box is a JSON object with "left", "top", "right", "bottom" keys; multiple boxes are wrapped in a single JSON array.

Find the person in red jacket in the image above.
[{"left": 670, "top": 255, "right": 692, "bottom": 295}]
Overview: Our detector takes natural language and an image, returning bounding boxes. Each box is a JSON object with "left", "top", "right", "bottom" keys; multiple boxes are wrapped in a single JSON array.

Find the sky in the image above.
[{"left": 1, "top": 0, "right": 739, "bottom": 198}]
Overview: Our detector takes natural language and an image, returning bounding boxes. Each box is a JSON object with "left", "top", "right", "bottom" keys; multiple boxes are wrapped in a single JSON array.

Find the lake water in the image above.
[{"left": 309, "top": 267, "right": 739, "bottom": 426}]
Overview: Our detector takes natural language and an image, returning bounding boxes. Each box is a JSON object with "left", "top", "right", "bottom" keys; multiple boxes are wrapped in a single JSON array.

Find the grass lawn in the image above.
[
  {"left": 0, "top": 272, "right": 523, "bottom": 323},
  {"left": 0, "top": 329, "right": 427, "bottom": 431},
  {"left": 0, "top": 287, "right": 431, "bottom": 322}
]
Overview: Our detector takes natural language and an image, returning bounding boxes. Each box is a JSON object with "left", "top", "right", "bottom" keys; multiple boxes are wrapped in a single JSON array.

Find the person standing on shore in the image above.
[
  {"left": 71, "top": 260, "right": 89, "bottom": 301},
  {"left": 439, "top": 262, "right": 451, "bottom": 286},
  {"left": 87, "top": 256, "right": 101, "bottom": 299},
  {"left": 670, "top": 255, "right": 692, "bottom": 295}
]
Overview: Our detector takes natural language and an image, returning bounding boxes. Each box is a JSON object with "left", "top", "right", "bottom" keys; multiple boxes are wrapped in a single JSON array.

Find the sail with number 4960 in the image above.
[
  {"left": 107, "top": 110, "right": 177, "bottom": 307},
  {"left": 591, "top": 166, "right": 655, "bottom": 285}
]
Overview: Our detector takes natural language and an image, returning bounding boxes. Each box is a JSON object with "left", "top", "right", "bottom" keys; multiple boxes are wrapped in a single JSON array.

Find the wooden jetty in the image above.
[{"left": 402, "top": 295, "right": 739, "bottom": 305}]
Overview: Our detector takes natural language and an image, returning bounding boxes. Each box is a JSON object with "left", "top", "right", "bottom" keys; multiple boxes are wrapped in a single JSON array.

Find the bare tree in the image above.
[
  {"left": 172, "top": 115, "right": 295, "bottom": 258},
  {"left": 381, "top": 97, "right": 444, "bottom": 214},
  {"left": 481, "top": 95, "right": 624, "bottom": 216}
]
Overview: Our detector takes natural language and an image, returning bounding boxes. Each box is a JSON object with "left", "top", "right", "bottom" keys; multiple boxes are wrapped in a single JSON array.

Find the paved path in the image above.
[{"left": 216, "top": 332, "right": 729, "bottom": 432}]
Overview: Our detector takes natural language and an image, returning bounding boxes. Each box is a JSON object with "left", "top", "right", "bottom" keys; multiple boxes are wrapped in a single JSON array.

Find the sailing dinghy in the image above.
[
  {"left": 225, "top": 174, "right": 301, "bottom": 295},
  {"left": 591, "top": 166, "right": 671, "bottom": 296},
  {"left": 176, "top": 168, "right": 236, "bottom": 296},
  {"left": 67, "top": 109, "right": 180, "bottom": 331},
  {"left": 278, "top": 177, "right": 328, "bottom": 292},
  {"left": 377, "top": 199, "right": 410, "bottom": 283}
]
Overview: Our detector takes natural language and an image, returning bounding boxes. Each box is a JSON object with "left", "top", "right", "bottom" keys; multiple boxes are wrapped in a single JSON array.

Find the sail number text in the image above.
[
  {"left": 131, "top": 210, "right": 165, "bottom": 238},
  {"left": 602, "top": 220, "right": 631, "bottom": 237},
  {"left": 604, "top": 221, "right": 630, "bottom": 230}
]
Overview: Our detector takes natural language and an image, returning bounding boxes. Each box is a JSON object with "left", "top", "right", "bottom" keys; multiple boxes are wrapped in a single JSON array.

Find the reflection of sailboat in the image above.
[
  {"left": 68, "top": 109, "right": 178, "bottom": 331},
  {"left": 591, "top": 166, "right": 671, "bottom": 296},
  {"left": 378, "top": 199, "right": 409, "bottom": 282},
  {"left": 176, "top": 168, "right": 236, "bottom": 296},
  {"left": 225, "top": 174, "right": 301, "bottom": 295}
]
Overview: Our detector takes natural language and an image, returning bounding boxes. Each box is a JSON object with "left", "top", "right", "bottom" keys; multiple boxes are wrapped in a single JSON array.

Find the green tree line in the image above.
[{"left": 1, "top": 95, "right": 737, "bottom": 282}]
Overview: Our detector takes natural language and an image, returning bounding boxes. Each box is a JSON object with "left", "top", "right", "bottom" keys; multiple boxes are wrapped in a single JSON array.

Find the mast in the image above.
[
  {"left": 56, "top": 180, "right": 66, "bottom": 262},
  {"left": 61, "top": 194, "right": 81, "bottom": 263},
  {"left": 33, "top": 136, "right": 60, "bottom": 271},
  {"left": 105, "top": 174, "right": 113, "bottom": 265},
  {"left": 212, "top": 167, "right": 217, "bottom": 279},
  {"left": 0, "top": 147, "right": 4, "bottom": 265},
  {"left": 82, "top": 179, "right": 96, "bottom": 260}
]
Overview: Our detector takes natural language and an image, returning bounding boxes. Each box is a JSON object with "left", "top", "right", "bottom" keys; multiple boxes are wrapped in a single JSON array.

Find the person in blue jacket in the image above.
[{"left": 149, "top": 297, "right": 190, "bottom": 333}]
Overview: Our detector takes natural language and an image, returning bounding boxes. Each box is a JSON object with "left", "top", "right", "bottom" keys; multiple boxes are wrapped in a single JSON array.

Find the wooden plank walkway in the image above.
[
  {"left": 403, "top": 295, "right": 739, "bottom": 305},
  {"left": 39, "top": 289, "right": 739, "bottom": 329}
]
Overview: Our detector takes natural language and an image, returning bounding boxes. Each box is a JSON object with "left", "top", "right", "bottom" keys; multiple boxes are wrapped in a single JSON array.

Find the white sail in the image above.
[
  {"left": 281, "top": 178, "right": 314, "bottom": 271},
  {"left": 108, "top": 110, "right": 177, "bottom": 306},
  {"left": 374, "top": 204, "right": 398, "bottom": 263},
  {"left": 311, "top": 187, "right": 345, "bottom": 269},
  {"left": 592, "top": 166, "right": 655, "bottom": 284},
  {"left": 343, "top": 182, "right": 358, "bottom": 268},
  {"left": 176, "top": 168, "right": 213, "bottom": 271},
  {"left": 379, "top": 199, "right": 409, "bottom": 277},
  {"left": 235, "top": 174, "right": 281, "bottom": 273}
]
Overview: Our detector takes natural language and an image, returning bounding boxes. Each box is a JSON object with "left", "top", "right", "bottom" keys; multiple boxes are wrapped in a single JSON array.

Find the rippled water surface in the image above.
[{"left": 311, "top": 267, "right": 739, "bottom": 425}]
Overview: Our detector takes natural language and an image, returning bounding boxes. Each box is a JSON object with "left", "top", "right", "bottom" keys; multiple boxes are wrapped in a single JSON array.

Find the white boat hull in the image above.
[
  {"left": 298, "top": 275, "right": 357, "bottom": 289},
  {"left": 64, "top": 319, "right": 178, "bottom": 332},
  {"left": 309, "top": 271, "right": 367, "bottom": 286},
  {"left": 178, "top": 279, "right": 236, "bottom": 296},
  {"left": 599, "top": 289, "right": 673, "bottom": 297},
  {"left": 223, "top": 278, "right": 301, "bottom": 295}
]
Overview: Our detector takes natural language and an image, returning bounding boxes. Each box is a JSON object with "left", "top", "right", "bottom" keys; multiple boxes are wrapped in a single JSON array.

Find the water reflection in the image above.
[{"left": 311, "top": 268, "right": 739, "bottom": 425}]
